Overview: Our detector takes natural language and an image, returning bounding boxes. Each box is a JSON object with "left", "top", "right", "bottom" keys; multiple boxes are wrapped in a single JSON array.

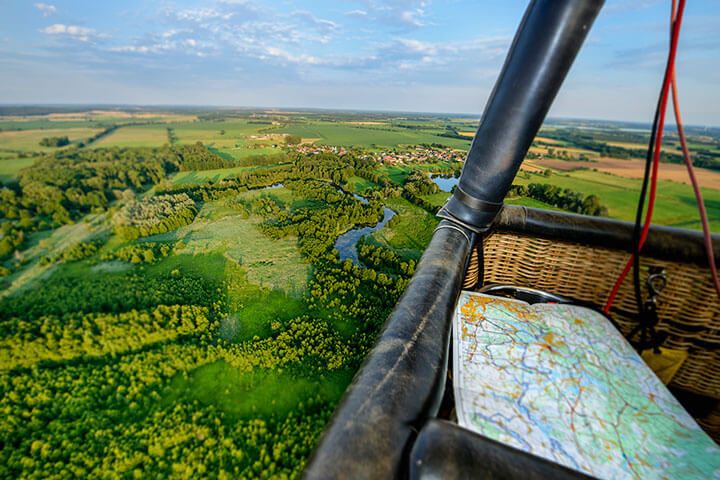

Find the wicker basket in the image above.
[{"left": 480, "top": 230, "right": 720, "bottom": 441}]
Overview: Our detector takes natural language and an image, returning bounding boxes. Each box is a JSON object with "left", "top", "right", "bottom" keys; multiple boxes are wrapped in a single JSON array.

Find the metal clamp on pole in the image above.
[{"left": 438, "top": 0, "right": 604, "bottom": 232}]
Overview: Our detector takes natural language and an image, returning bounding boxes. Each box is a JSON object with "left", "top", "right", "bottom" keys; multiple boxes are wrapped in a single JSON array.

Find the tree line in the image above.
[{"left": 510, "top": 183, "right": 608, "bottom": 216}]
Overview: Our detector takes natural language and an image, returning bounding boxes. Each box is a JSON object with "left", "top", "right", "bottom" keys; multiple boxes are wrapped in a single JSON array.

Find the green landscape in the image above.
[{"left": 1, "top": 107, "right": 720, "bottom": 478}]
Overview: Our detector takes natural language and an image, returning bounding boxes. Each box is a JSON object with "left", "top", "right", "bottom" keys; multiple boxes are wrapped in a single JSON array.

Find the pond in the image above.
[
  {"left": 430, "top": 174, "right": 459, "bottom": 193},
  {"left": 334, "top": 207, "right": 396, "bottom": 265}
]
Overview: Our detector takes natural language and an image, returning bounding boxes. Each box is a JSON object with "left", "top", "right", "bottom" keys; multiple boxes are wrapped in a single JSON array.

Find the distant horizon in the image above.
[
  {"left": 2, "top": 1, "right": 719, "bottom": 125},
  {"left": 1, "top": 103, "right": 718, "bottom": 130}
]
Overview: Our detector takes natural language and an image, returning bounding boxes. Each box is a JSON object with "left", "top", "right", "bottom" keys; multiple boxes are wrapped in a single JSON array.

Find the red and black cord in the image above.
[
  {"left": 604, "top": 0, "right": 720, "bottom": 319},
  {"left": 603, "top": 0, "right": 687, "bottom": 315}
]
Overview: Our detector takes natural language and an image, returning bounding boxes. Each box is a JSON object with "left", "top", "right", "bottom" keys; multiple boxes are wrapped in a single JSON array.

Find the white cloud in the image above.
[
  {"left": 41, "top": 24, "right": 97, "bottom": 42},
  {"left": 345, "top": 9, "right": 368, "bottom": 18},
  {"left": 34, "top": 3, "right": 57, "bottom": 17},
  {"left": 174, "top": 8, "right": 234, "bottom": 22},
  {"left": 263, "top": 46, "right": 321, "bottom": 65}
]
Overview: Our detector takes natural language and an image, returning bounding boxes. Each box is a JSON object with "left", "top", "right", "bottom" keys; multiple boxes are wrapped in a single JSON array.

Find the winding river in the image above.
[
  {"left": 334, "top": 193, "right": 396, "bottom": 265},
  {"left": 260, "top": 183, "right": 395, "bottom": 266}
]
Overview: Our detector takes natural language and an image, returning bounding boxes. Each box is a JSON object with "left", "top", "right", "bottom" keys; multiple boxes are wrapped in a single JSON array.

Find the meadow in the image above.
[
  {"left": 0, "top": 127, "right": 103, "bottom": 151},
  {"left": 275, "top": 122, "right": 472, "bottom": 149},
  {"left": 91, "top": 125, "right": 171, "bottom": 148},
  {"left": 514, "top": 169, "right": 720, "bottom": 231}
]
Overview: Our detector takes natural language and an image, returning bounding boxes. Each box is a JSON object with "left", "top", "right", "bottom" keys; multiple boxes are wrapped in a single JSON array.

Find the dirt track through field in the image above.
[{"left": 530, "top": 158, "right": 720, "bottom": 190}]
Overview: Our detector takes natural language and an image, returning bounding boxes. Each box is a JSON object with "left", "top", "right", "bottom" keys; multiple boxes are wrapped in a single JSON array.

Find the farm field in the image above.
[
  {"left": 530, "top": 157, "right": 720, "bottom": 190},
  {"left": 275, "top": 122, "right": 472, "bottom": 149},
  {"left": 91, "top": 125, "right": 171, "bottom": 147},
  {"left": 0, "top": 127, "right": 103, "bottom": 151},
  {"left": 514, "top": 169, "right": 720, "bottom": 231}
]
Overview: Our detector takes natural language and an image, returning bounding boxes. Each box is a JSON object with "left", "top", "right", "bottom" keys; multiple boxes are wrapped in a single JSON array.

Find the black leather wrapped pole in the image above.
[
  {"left": 304, "top": 221, "right": 474, "bottom": 479},
  {"left": 438, "top": 0, "right": 604, "bottom": 232},
  {"left": 304, "top": 1, "right": 603, "bottom": 478}
]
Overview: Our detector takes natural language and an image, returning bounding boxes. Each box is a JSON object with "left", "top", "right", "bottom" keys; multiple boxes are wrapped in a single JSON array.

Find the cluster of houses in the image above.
[
  {"left": 371, "top": 146, "right": 465, "bottom": 165},
  {"left": 291, "top": 144, "right": 465, "bottom": 165},
  {"left": 292, "top": 144, "right": 350, "bottom": 157}
]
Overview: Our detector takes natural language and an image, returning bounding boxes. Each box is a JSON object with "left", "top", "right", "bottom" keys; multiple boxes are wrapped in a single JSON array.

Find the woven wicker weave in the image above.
[{"left": 479, "top": 231, "right": 720, "bottom": 440}]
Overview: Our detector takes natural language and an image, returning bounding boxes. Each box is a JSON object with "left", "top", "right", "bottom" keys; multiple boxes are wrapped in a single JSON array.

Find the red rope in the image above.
[
  {"left": 603, "top": 0, "right": 686, "bottom": 314},
  {"left": 669, "top": 0, "right": 720, "bottom": 299}
]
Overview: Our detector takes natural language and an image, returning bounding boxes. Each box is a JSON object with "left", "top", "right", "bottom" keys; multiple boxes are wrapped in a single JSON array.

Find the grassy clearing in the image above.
[
  {"left": 378, "top": 165, "right": 413, "bottom": 185},
  {"left": 2, "top": 213, "right": 110, "bottom": 297},
  {"left": 170, "top": 165, "right": 258, "bottom": 184},
  {"left": 0, "top": 127, "right": 103, "bottom": 152},
  {"left": 369, "top": 197, "right": 438, "bottom": 260},
  {"left": 141, "top": 250, "right": 228, "bottom": 285},
  {"left": 223, "top": 264, "right": 307, "bottom": 341},
  {"left": 218, "top": 145, "right": 281, "bottom": 160},
  {"left": 162, "top": 360, "right": 354, "bottom": 422},
  {"left": 421, "top": 192, "right": 450, "bottom": 209},
  {"left": 169, "top": 164, "right": 288, "bottom": 185},
  {"left": 91, "top": 125, "right": 170, "bottom": 148},
  {"left": 143, "top": 200, "right": 310, "bottom": 295},
  {"left": 345, "top": 176, "right": 377, "bottom": 193},
  {"left": 0, "top": 157, "right": 35, "bottom": 181},
  {"left": 238, "top": 186, "right": 320, "bottom": 211}
]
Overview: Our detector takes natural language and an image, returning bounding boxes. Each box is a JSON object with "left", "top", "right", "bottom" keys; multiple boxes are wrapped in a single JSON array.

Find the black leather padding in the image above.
[
  {"left": 409, "top": 419, "right": 595, "bottom": 480},
  {"left": 494, "top": 205, "right": 720, "bottom": 266}
]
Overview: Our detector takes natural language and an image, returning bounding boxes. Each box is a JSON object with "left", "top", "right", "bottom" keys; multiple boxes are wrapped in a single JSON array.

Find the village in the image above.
[{"left": 291, "top": 143, "right": 466, "bottom": 165}]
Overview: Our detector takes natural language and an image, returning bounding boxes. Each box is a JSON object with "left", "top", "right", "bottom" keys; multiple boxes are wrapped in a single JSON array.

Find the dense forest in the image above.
[
  {"left": 0, "top": 143, "right": 227, "bottom": 261},
  {"left": 0, "top": 145, "right": 418, "bottom": 478}
]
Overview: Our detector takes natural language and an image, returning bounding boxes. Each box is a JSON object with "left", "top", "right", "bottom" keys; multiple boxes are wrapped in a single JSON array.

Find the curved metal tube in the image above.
[
  {"left": 495, "top": 205, "right": 720, "bottom": 266},
  {"left": 304, "top": 222, "right": 474, "bottom": 479}
]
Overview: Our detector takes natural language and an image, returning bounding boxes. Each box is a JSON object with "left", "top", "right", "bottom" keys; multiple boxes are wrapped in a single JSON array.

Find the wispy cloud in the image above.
[
  {"left": 41, "top": 24, "right": 99, "bottom": 42},
  {"left": 34, "top": 3, "right": 57, "bottom": 17},
  {"left": 345, "top": 9, "right": 368, "bottom": 18},
  {"left": 355, "top": 0, "right": 430, "bottom": 28},
  {"left": 292, "top": 11, "right": 339, "bottom": 38}
]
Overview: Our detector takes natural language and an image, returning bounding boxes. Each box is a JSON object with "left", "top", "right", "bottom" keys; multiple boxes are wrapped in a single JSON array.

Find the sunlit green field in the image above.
[
  {"left": 91, "top": 125, "right": 170, "bottom": 147},
  {"left": 0, "top": 127, "right": 103, "bottom": 151},
  {"left": 0, "top": 155, "right": 34, "bottom": 181},
  {"left": 513, "top": 169, "right": 720, "bottom": 231},
  {"left": 275, "top": 122, "right": 472, "bottom": 149}
]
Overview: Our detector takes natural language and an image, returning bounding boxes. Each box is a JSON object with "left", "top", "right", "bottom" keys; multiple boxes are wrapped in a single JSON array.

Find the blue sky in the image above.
[{"left": 1, "top": 0, "right": 718, "bottom": 124}]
